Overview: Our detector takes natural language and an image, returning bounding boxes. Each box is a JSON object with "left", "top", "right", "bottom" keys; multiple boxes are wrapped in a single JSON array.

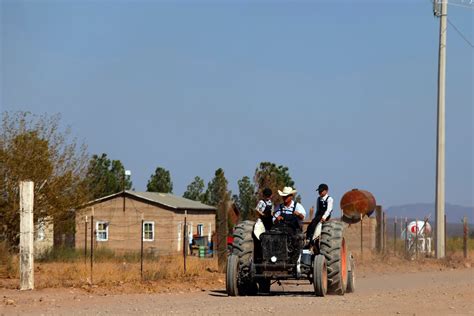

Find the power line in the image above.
[
  {"left": 447, "top": 18, "right": 474, "bottom": 48},
  {"left": 447, "top": 2, "right": 474, "bottom": 9},
  {"left": 429, "top": 0, "right": 474, "bottom": 48}
]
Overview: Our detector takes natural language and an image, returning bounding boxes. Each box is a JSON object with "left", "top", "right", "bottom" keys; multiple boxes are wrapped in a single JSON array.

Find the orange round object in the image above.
[{"left": 340, "top": 189, "right": 376, "bottom": 223}]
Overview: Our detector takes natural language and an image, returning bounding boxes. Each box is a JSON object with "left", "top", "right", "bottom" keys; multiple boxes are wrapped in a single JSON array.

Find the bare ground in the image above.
[{"left": 1, "top": 263, "right": 473, "bottom": 315}]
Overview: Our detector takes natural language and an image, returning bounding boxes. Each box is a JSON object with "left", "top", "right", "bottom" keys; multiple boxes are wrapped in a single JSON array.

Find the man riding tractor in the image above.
[{"left": 226, "top": 185, "right": 355, "bottom": 296}]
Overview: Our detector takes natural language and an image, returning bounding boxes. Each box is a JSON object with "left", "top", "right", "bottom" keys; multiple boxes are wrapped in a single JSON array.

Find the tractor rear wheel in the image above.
[
  {"left": 231, "top": 220, "right": 257, "bottom": 295},
  {"left": 313, "top": 254, "right": 327, "bottom": 297},
  {"left": 320, "top": 221, "right": 347, "bottom": 295}
]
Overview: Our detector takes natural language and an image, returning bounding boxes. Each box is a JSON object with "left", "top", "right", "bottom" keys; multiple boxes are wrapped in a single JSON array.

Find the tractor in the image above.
[{"left": 226, "top": 220, "right": 355, "bottom": 296}]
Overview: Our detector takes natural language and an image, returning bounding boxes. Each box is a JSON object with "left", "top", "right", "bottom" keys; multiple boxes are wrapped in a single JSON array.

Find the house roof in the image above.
[{"left": 86, "top": 191, "right": 216, "bottom": 212}]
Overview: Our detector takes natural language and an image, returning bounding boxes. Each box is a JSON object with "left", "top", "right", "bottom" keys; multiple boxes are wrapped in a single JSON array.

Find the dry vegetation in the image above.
[
  {"left": 354, "top": 250, "right": 472, "bottom": 277},
  {"left": 1, "top": 239, "right": 472, "bottom": 295},
  {"left": 0, "top": 242, "right": 19, "bottom": 279},
  {"left": 1, "top": 247, "right": 222, "bottom": 294}
]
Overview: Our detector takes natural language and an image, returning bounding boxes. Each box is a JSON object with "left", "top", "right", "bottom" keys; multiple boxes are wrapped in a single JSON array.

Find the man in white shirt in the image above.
[
  {"left": 306, "top": 183, "right": 334, "bottom": 241},
  {"left": 255, "top": 188, "right": 274, "bottom": 230},
  {"left": 273, "top": 186, "right": 306, "bottom": 230}
]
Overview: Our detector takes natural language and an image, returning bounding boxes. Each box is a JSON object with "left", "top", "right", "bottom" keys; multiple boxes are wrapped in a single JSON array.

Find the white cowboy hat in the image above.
[{"left": 278, "top": 186, "right": 297, "bottom": 197}]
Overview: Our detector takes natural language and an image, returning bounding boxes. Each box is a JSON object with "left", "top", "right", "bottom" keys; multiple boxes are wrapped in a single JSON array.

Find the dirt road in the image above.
[{"left": 1, "top": 268, "right": 473, "bottom": 315}]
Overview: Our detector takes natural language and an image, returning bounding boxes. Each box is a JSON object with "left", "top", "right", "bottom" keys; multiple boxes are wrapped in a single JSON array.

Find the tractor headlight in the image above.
[{"left": 271, "top": 256, "right": 277, "bottom": 263}]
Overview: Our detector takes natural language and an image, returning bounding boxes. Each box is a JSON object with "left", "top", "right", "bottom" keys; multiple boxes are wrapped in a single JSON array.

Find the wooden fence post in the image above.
[
  {"left": 360, "top": 216, "right": 363, "bottom": 260},
  {"left": 394, "top": 217, "right": 397, "bottom": 255},
  {"left": 375, "top": 205, "right": 382, "bottom": 253},
  {"left": 183, "top": 210, "right": 187, "bottom": 273},
  {"left": 382, "top": 211, "right": 387, "bottom": 254},
  {"left": 141, "top": 214, "right": 144, "bottom": 281},
  {"left": 90, "top": 207, "right": 94, "bottom": 284},
  {"left": 404, "top": 217, "right": 408, "bottom": 258},
  {"left": 444, "top": 214, "right": 447, "bottom": 255},
  {"left": 463, "top": 216, "right": 468, "bottom": 259},
  {"left": 84, "top": 216, "right": 88, "bottom": 265},
  {"left": 19, "top": 181, "right": 34, "bottom": 290},
  {"left": 415, "top": 218, "right": 419, "bottom": 259}
]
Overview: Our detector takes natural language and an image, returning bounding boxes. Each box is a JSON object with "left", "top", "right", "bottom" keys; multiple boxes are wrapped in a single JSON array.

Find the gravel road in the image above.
[{"left": 1, "top": 268, "right": 473, "bottom": 315}]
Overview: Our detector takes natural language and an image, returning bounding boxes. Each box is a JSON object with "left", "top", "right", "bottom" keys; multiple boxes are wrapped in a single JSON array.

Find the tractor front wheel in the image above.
[
  {"left": 313, "top": 254, "right": 328, "bottom": 297},
  {"left": 226, "top": 254, "right": 240, "bottom": 296}
]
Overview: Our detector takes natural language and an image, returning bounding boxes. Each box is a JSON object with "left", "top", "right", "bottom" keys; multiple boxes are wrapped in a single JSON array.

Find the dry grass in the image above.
[
  {"left": 1, "top": 241, "right": 471, "bottom": 294},
  {"left": 362, "top": 237, "right": 474, "bottom": 259},
  {"left": 352, "top": 248, "right": 472, "bottom": 278},
  {"left": 0, "top": 242, "right": 18, "bottom": 279},
  {"left": 446, "top": 237, "right": 474, "bottom": 252},
  {"left": 0, "top": 255, "right": 221, "bottom": 292}
]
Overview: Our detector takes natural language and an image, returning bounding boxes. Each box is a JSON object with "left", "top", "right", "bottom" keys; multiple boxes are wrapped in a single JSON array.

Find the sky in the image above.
[{"left": 1, "top": 0, "right": 473, "bottom": 212}]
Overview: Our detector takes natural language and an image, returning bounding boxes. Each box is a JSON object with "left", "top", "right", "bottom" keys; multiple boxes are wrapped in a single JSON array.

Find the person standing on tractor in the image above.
[
  {"left": 273, "top": 187, "right": 306, "bottom": 230},
  {"left": 306, "top": 183, "right": 334, "bottom": 241},
  {"left": 255, "top": 188, "right": 274, "bottom": 231}
]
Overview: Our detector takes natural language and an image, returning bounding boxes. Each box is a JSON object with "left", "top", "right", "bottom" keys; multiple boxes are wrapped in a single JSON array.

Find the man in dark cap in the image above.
[{"left": 306, "top": 183, "right": 334, "bottom": 242}]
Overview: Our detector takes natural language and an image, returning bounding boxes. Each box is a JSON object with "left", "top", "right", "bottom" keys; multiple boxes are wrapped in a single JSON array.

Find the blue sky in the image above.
[{"left": 1, "top": 0, "right": 472, "bottom": 211}]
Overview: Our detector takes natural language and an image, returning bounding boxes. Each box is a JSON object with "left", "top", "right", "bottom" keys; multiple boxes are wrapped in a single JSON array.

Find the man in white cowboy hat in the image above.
[{"left": 273, "top": 186, "right": 306, "bottom": 229}]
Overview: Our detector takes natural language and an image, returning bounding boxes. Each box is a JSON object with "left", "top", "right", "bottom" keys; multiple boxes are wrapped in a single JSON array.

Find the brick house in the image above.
[{"left": 75, "top": 191, "right": 216, "bottom": 255}]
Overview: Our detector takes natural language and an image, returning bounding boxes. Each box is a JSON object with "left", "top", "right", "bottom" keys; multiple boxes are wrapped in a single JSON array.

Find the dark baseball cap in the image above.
[
  {"left": 316, "top": 183, "right": 329, "bottom": 192},
  {"left": 262, "top": 188, "right": 272, "bottom": 197}
]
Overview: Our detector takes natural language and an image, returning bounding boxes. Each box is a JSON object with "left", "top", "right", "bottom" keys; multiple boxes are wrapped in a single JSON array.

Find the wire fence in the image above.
[
  {"left": 345, "top": 207, "right": 471, "bottom": 262},
  {"left": 75, "top": 212, "right": 216, "bottom": 284}
]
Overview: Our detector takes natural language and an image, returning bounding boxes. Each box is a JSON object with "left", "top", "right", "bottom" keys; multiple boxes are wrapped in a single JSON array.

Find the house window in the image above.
[
  {"left": 143, "top": 221, "right": 154, "bottom": 241},
  {"left": 96, "top": 221, "right": 109, "bottom": 241},
  {"left": 197, "top": 224, "right": 204, "bottom": 237}
]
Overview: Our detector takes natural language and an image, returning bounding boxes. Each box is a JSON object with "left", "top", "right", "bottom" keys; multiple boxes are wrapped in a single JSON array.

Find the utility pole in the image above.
[
  {"left": 434, "top": 0, "right": 448, "bottom": 259},
  {"left": 19, "top": 181, "right": 34, "bottom": 290}
]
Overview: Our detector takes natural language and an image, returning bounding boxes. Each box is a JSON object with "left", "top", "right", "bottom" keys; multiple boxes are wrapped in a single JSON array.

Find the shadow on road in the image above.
[
  {"left": 268, "top": 291, "right": 315, "bottom": 297},
  {"left": 208, "top": 289, "right": 316, "bottom": 298},
  {"left": 208, "top": 290, "right": 227, "bottom": 297}
]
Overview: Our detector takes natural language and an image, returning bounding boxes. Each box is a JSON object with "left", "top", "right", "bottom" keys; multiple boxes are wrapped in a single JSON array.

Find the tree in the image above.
[
  {"left": 205, "top": 168, "right": 231, "bottom": 207},
  {"left": 146, "top": 167, "right": 173, "bottom": 193},
  {"left": 0, "top": 112, "right": 90, "bottom": 249},
  {"left": 183, "top": 176, "right": 205, "bottom": 201},
  {"left": 205, "top": 168, "right": 231, "bottom": 272},
  {"left": 254, "top": 162, "right": 298, "bottom": 204},
  {"left": 234, "top": 176, "right": 257, "bottom": 220},
  {"left": 86, "top": 153, "right": 132, "bottom": 199}
]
